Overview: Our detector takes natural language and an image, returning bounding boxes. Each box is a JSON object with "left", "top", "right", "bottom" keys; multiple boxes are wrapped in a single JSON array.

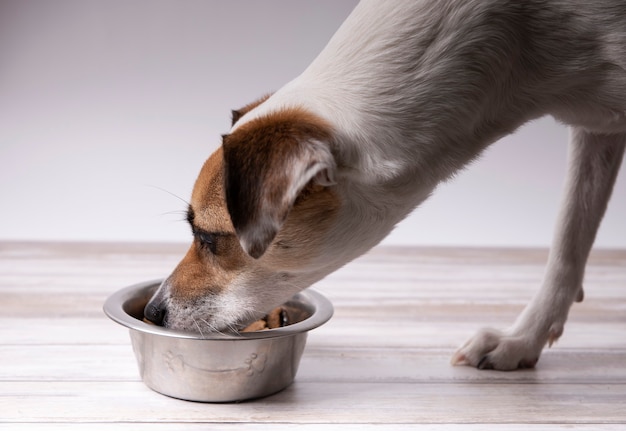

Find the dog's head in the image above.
[{"left": 144, "top": 99, "right": 343, "bottom": 333}]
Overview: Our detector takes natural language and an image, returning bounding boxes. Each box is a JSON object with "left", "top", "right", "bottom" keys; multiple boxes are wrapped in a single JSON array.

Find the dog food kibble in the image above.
[
  {"left": 241, "top": 319, "right": 267, "bottom": 332},
  {"left": 241, "top": 307, "right": 289, "bottom": 332},
  {"left": 142, "top": 308, "right": 289, "bottom": 332}
]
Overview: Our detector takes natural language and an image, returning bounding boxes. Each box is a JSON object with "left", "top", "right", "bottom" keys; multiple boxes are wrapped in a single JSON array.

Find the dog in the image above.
[{"left": 144, "top": 0, "right": 626, "bottom": 370}]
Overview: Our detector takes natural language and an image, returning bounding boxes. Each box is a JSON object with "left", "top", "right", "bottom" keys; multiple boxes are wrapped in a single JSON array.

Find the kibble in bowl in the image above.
[{"left": 103, "top": 280, "right": 333, "bottom": 402}]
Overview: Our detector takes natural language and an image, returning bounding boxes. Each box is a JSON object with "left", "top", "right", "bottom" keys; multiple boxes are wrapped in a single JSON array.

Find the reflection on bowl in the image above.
[{"left": 103, "top": 280, "right": 333, "bottom": 402}]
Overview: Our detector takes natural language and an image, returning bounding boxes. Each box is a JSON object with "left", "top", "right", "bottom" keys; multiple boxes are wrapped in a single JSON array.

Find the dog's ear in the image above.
[
  {"left": 231, "top": 109, "right": 243, "bottom": 127},
  {"left": 231, "top": 94, "right": 272, "bottom": 127},
  {"left": 222, "top": 108, "right": 335, "bottom": 259}
]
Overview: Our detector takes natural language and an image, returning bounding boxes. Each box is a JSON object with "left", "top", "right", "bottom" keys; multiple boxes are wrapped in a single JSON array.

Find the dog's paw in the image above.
[{"left": 450, "top": 327, "right": 546, "bottom": 371}]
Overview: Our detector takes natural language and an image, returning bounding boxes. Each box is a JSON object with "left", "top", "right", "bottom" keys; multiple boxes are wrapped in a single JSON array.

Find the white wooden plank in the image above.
[
  {"left": 2, "top": 345, "right": 626, "bottom": 384},
  {"left": 2, "top": 316, "right": 625, "bottom": 350},
  {"left": 2, "top": 425, "right": 625, "bottom": 431},
  {"left": 1, "top": 381, "right": 625, "bottom": 424},
  {"left": 1, "top": 425, "right": 624, "bottom": 431}
]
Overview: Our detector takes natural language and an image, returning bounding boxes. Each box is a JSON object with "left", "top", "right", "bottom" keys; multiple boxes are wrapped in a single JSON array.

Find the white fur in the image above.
[
  {"left": 156, "top": 0, "right": 626, "bottom": 370},
  {"left": 235, "top": 0, "right": 626, "bottom": 369}
]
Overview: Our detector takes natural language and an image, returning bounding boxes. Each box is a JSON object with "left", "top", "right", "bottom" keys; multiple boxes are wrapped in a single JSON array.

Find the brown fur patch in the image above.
[
  {"left": 267, "top": 182, "right": 340, "bottom": 269},
  {"left": 222, "top": 107, "right": 334, "bottom": 257},
  {"left": 190, "top": 149, "right": 232, "bottom": 233},
  {"left": 168, "top": 149, "right": 250, "bottom": 300},
  {"left": 168, "top": 106, "right": 338, "bottom": 301}
]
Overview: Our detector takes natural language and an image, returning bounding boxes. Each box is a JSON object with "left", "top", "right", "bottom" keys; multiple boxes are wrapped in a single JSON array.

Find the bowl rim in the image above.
[{"left": 103, "top": 279, "right": 333, "bottom": 340}]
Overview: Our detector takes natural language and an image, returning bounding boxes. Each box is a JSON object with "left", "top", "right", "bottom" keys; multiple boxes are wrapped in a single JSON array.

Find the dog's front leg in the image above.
[{"left": 452, "top": 128, "right": 625, "bottom": 370}]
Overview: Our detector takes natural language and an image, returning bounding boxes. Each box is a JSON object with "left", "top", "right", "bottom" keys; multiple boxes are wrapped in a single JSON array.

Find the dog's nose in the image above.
[{"left": 143, "top": 299, "right": 166, "bottom": 326}]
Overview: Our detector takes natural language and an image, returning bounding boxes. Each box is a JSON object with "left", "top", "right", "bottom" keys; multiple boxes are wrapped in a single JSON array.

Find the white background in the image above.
[{"left": 1, "top": 0, "right": 624, "bottom": 248}]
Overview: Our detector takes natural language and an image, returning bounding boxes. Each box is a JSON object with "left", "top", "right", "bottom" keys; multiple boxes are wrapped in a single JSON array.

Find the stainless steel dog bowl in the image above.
[{"left": 103, "top": 280, "right": 333, "bottom": 402}]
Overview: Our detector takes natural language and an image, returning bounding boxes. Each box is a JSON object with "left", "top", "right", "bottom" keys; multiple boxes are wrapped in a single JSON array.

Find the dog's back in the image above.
[{"left": 241, "top": 0, "right": 626, "bottom": 184}]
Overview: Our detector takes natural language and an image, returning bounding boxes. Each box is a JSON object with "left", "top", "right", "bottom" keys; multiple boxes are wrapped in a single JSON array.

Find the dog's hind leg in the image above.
[{"left": 452, "top": 128, "right": 625, "bottom": 370}]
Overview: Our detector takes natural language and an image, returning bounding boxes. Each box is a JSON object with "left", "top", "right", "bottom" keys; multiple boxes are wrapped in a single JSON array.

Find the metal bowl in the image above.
[{"left": 103, "top": 280, "right": 333, "bottom": 402}]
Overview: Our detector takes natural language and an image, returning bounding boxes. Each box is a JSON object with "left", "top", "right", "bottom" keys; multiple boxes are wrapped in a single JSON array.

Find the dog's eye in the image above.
[{"left": 196, "top": 231, "right": 217, "bottom": 254}]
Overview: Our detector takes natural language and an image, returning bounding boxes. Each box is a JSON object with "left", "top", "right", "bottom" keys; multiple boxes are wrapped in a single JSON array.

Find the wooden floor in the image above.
[{"left": 1, "top": 242, "right": 625, "bottom": 430}]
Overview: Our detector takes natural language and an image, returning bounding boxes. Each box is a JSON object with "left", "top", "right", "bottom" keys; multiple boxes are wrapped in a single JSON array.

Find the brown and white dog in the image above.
[{"left": 145, "top": 0, "right": 626, "bottom": 370}]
